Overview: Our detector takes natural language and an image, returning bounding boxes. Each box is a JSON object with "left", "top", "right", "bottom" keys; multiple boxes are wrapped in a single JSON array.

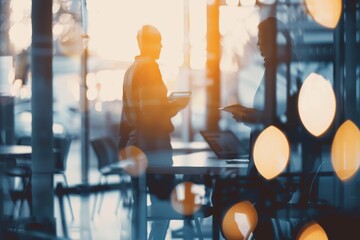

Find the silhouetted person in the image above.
[
  {"left": 118, "top": 25, "right": 189, "bottom": 240},
  {"left": 218, "top": 17, "right": 299, "bottom": 239}
]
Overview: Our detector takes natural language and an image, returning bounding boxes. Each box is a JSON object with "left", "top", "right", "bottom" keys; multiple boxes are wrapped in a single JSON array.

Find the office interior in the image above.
[{"left": 0, "top": 0, "right": 359, "bottom": 239}]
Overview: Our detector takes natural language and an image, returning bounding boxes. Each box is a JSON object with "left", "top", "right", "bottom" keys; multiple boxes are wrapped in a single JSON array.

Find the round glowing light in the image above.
[
  {"left": 297, "top": 221, "right": 328, "bottom": 240},
  {"left": 222, "top": 201, "right": 258, "bottom": 240},
  {"left": 298, "top": 73, "right": 336, "bottom": 137},
  {"left": 253, "top": 125, "right": 290, "bottom": 180},
  {"left": 331, "top": 120, "right": 360, "bottom": 181},
  {"left": 305, "top": 0, "right": 342, "bottom": 29},
  {"left": 118, "top": 146, "right": 148, "bottom": 177},
  {"left": 170, "top": 181, "right": 205, "bottom": 216}
]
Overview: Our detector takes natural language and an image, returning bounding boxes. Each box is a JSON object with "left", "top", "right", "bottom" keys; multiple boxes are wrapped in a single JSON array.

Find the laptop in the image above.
[{"left": 200, "top": 130, "right": 249, "bottom": 161}]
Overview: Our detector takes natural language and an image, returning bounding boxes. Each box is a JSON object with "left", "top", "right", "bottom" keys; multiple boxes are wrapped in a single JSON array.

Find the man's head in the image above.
[{"left": 137, "top": 25, "right": 162, "bottom": 59}]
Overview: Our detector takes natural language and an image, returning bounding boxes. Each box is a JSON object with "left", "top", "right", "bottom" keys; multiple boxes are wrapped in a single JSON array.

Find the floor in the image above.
[{"left": 53, "top": 139, "right": 214, "bottom": 240}]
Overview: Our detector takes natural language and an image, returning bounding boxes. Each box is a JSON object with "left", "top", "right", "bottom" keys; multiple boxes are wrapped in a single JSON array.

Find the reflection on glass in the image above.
[
  {"left": 118, "top": 146, "right": 148, "bottom": 176},
  {"left": 253, "top": 126, "right": 290, "bottom": 180},
  {"left": 298, "top": 73, "right": 336, "bottom": 137},
  {"left": 222, "top": 201, "right": 257, "bottom": 240},
  {"left": 170, "top": 181, "right": 205, "bottom": 215},
  {"left": 331, "top": 120, "right": 360, "bottom": 181},
  {"left": 297, "top": 221, "right": 328, "bottom": 240},
  {"left": 305, "top": 0, "right": 342, "bottom": 29}
]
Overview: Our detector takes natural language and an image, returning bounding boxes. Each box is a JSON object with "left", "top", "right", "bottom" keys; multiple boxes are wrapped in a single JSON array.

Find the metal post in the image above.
[
  {"left": 80, "top": 1, "right": 91, "bottom": 239},
  {"left": 31, "top": 0, "right": 55, "bottom": 226},
  {"left": 81, "top": 0, "right": 89, "bottom": 186}
]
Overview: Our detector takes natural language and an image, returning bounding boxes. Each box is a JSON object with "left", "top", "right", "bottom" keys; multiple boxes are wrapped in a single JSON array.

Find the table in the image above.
[
  {"left": 0, "top": 145, "right": 32, "bottom": 159},
  {"left": 134, "top": 151, "right": 250, "bottom": 240}
]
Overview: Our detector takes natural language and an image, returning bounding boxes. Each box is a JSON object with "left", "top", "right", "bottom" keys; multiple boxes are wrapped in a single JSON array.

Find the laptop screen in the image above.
[{"left": 200, "top": 130, "right": 249, "bottom": 159}]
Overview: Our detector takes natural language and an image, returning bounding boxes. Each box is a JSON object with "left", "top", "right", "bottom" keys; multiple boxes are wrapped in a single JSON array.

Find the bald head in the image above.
[{"left": 137, "top": 25, "right": 162, "bottom": 59}]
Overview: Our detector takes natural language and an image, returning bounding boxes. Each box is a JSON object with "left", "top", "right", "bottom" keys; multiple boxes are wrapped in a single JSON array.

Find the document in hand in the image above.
[{"left": 219, "top": 104, "right": 246, "bottom": 115}]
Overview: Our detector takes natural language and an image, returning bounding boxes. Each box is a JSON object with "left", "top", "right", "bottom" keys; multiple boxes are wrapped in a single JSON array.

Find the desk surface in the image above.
[
  {"left": 147, "top": 151, "right": 249, "bottom": 175},
  {"left": 0, "top": 145, "right": 32, "bottom": 158}
]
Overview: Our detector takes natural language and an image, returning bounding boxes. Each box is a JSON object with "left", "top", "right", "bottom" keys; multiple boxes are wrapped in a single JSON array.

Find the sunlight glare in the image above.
[{"left": 96, "top": 70, "right": 122, "bottom": 102}]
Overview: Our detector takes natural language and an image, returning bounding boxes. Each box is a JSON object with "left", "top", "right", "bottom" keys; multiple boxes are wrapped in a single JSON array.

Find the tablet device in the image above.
[{"left": 168, "top": 91, "right": 191, "bottom": 101}]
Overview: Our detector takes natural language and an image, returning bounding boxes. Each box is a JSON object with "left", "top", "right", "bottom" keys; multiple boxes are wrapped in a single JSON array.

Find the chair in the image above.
[
  {"left": 5, "top": 162, "right": 32, "bottom": 219},
  {"left": 90, "top": 137, "right": 129, "bottom": 219},
  {"left": 53, "top": 136, "right": 74, "bottom": 220},
  {"left": 5, "top": 137, "right": 33, "bottom": 218},
  {"left": 13, "top": 136, "right": 74, "bottom": 220}
]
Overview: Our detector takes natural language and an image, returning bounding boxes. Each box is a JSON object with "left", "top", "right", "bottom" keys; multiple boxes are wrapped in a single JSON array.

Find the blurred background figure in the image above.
[{"left": 118, "top": 24, "right": 189, "bottom": 239}]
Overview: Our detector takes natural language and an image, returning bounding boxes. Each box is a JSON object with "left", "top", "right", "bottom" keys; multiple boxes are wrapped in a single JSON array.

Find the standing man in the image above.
[{"left": 119, "top": 25, "right": 189, "bottom": 239}]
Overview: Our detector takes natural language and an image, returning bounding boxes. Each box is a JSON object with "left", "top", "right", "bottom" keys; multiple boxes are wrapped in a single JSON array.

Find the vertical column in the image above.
[
  {"left": 80, "top": 1, "right": 91, "bottom": 239},
  {"left": 344, "top": 0, "right": 357, "bottom": 122},
  {"left": 206, "top": 0, "right": 220, "bottom": 131},
  {"left": 31, "top": 0, "right": 54, "bottom": 226},
  {"left": 81, "top": 0, "right": 89, "bottom": 186}
]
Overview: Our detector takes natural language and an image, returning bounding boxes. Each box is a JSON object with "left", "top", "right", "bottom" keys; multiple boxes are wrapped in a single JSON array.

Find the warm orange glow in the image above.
[
  {"left": 222, "top": 201, "right": 258, "bottom": 240},
  {"left": 331, "top": 120, "right": 360, "bottom": 181},
  {"left": 298, "top": 73, "right": 336, "bottom": 137},
  {"left": 87, "top": 0, "right": 184, "bottom": 66},
  {"left": 170, "top": 182, "right": 205, "bottom": 216},
  {"left": 118, "top": 146, "right": 148, "bottom": 176},
  {"left": 297, "top": 221, "right": 328, "bottom": 240},
  {"left": 253, "top": 126, "right": 290, "bottom": 180},
  {"left": 305, "top": 0, "right": 342, "bottom": 29}
]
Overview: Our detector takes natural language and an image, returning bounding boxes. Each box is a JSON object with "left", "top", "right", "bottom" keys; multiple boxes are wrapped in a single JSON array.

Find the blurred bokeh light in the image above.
[
  {"left": 253, "top": 125, "right": 290, "bottom": 180},
  {"left": 331, "top": 120, "right": 360, "bottom": 181},
  {"left": 298, "top": 73, "right": 336, "bottom": 137},
  {"left": 222, "top": 201, "right": 258, "bottom": 240},
  {"left": 305, "top": 0, "right": 342, "bottom": 29}
]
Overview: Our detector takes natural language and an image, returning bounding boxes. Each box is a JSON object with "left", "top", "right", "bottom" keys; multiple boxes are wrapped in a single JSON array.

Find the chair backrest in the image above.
[
  {"left": 90, "top": 137, "right": 118, "bottom": 171},
  {"left": 54, "top": 136, "right": 72, "bottom": 171},
  {"left": 17, "top": 136, "right": 32, "bottom": 146},
  {"left": 16, "top": 135, "right": 72, "bottom": 172}
]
